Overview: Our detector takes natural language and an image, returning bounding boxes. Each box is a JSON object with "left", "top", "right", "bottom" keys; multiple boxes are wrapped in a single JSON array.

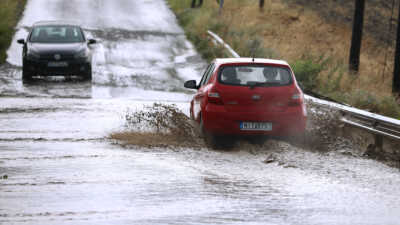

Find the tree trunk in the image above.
[
  {"left": 219, "top": 0, "right": 224, "bottom": 14},
  {"left": 349, "top": 0, "right": 365, "bottom": 72},
  {"left": 393, "top": 2, "right": 400, "bottom": 92},
  {"left": 191, "top": 0, "right": 203, "bottom": 8}
]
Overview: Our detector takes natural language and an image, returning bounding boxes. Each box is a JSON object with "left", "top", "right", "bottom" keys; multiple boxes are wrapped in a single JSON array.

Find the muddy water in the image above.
[{"left": 1, "top": 0, "right": 400, "bottom": 224}]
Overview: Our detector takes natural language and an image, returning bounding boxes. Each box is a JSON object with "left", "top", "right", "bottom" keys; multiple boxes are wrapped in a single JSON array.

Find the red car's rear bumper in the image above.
[{"left": 202, "top": 104, "right": 307, "bottom": 136}]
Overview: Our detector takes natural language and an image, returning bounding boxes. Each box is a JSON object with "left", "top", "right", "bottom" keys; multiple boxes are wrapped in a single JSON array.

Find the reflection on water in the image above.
[
  {"left": 0, "top": 65, "right": 193, "bottom": 101},
  {"left": 22, "top": 76, "right": 93, "bottom": 99},
  {"left": 0, "top": 65, "right": 93, "bottom": 99}
]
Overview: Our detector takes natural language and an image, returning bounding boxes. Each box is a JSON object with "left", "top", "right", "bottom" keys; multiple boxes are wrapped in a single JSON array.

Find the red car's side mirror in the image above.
[{"left": 184, "top": 80, "right": 198, "bottom": 89}]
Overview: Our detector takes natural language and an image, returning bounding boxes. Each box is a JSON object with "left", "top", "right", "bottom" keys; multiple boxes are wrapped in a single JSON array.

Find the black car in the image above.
[{"left": 17, "top": 21, "right": 97, "bottom": 81}]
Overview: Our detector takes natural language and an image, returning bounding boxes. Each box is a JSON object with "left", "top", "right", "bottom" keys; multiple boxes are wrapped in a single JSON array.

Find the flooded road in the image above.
[{"left": 1, "top": 0, "right": 400, "bottom": 224}]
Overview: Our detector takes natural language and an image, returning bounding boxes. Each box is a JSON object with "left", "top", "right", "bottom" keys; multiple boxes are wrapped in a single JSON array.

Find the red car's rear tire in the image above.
[{"left": 200, "top": 117, "right": 220, "bottom": 149}]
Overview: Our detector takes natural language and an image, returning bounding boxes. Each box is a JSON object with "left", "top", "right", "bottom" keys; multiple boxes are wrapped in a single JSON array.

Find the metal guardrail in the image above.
[
  {"left": 307, "top": 95, "right": 400, "bottom": 143},
  {"left": 341, "top": 115, "right": 400, "bottom": 141},
  {"left": 207, "top": 30, "right": 400, "bottom": 147},
  {"left": 207, "top": 31, "right": 240, "bottom": 58}
]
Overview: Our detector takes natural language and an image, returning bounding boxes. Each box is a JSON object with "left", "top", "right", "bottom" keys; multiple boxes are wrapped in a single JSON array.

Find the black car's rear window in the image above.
[
  {"left": 30, "top": 25, "right": 85, "bottom": 43},
  {"left": 218, "top": 65, "right": 293, "bottom": 87}
]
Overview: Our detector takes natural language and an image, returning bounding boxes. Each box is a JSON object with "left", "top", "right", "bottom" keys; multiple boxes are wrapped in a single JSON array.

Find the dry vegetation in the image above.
[
  {"left": 168, "top": 0, "right": 400, "bottom": 119},
  {"left": 0, "top": 0, "right": 26, "bottom": 63}
]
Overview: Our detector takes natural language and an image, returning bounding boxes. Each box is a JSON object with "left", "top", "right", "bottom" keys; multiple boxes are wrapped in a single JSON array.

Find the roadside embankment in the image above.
[
  {"left": 0, "top": 0, "right": 27, "bottom": 64},
  {"left": 167, "top": 0, "right": 400, "bottom": 119},
  {"left": 166, "top": 0, "right": 400, "bottom": 167}
]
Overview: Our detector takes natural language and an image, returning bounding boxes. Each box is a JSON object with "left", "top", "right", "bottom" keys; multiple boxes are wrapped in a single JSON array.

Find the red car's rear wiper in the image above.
[{"left": 247, "top": 81, "right": 281, "bottom": 89}]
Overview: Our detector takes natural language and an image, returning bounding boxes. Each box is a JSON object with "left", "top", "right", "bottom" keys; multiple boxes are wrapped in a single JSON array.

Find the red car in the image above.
[{"left": 184, "top": 58, "right": 307, "bottom": 147}]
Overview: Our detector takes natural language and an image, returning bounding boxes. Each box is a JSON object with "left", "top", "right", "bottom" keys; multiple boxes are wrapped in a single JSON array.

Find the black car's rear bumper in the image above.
[{"left": 24, "top": 58, "right": 91, "bottom": 76}]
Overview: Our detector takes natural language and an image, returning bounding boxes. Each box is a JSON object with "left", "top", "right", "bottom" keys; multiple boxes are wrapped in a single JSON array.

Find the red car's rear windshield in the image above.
[{"left": 218, "top": 65, "right": 293, "bottom": 87}]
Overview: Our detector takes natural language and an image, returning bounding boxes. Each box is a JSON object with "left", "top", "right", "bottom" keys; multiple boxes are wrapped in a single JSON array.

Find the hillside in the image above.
[
  {"left": 168, "top": 0, "right": 400, "bottom": 118},
  {"left": 287, "top": 0, "right": 397, "bottom": 45},
  {"left": 0, "top": 0, "right": 26, "bottom": 63}
]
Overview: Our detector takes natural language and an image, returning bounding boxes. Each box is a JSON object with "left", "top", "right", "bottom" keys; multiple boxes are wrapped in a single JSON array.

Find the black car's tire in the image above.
[
  {"left": 82, "top": 65, "right": 92, "bottom": 81},
  {"left": 22, "top": 65, "right": 33, "bottom": 81}
]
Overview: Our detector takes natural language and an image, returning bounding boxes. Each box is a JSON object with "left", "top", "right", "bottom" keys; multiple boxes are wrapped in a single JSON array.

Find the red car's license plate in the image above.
[
  {"left": 48, "top": 62, "right": 68, "bottom": 67},
  {"left": 240, "top": 122, "right": 272, "bottom": 131}
]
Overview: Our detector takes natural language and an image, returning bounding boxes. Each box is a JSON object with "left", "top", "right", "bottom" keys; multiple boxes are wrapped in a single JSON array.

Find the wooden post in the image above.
[
  {"left": 349, "top": 0, "right": 365, "bottom": 72},
  {"left": 393, "top": 2, "right": 400, "bottom": 92}
]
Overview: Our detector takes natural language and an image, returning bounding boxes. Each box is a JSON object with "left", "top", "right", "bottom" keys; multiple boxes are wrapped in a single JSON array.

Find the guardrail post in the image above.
[
  {"left": 374, "top": 135, "right": 383, "bottom": 151},
  {"left": 372, "top": 121, "right": 383, "bottom": 151}
]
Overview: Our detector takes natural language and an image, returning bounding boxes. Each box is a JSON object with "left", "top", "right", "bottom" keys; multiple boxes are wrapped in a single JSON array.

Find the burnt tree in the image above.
[
  {"left": 349, "top": 0, "right": 365, "bottom": 72},
  {"left": 393, "top": 2, "right": 400, "bottom": 92},
  {"left": 218, "top": 0, "right": 224, "bottom": 14},
  {"left": 191, "top": 0, "right": 203, "bottom": 8}
]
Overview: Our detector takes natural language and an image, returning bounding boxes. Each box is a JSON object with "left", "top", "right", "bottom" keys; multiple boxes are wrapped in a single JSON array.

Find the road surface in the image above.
[{"left": 1, "top": 0, "right": 400, "bottom": 224}]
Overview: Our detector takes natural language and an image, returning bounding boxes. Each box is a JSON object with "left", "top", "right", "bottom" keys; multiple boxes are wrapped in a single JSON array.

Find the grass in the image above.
[
  {"left": 167, "top": 0, "right": 400, "bottom": 119},
  {"left": 0, "top": 0, "right": 26, "bottom": 64}
]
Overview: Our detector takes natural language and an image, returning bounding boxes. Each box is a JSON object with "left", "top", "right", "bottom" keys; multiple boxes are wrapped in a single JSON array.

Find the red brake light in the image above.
[
  {"left": 288, "top": 92, "right": 303, "bottom": 106},
  {"left": 207, "top": 92, "right": 224, "bottom": 105}
]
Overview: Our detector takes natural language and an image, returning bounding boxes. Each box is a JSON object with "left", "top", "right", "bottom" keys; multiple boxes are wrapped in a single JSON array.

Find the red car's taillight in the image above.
[
  {"left": 207, "top": 92, "right": 224, "bottom": 105},
  {"left": 288, "top": 92, "right": 303, "bottom": 106}
]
